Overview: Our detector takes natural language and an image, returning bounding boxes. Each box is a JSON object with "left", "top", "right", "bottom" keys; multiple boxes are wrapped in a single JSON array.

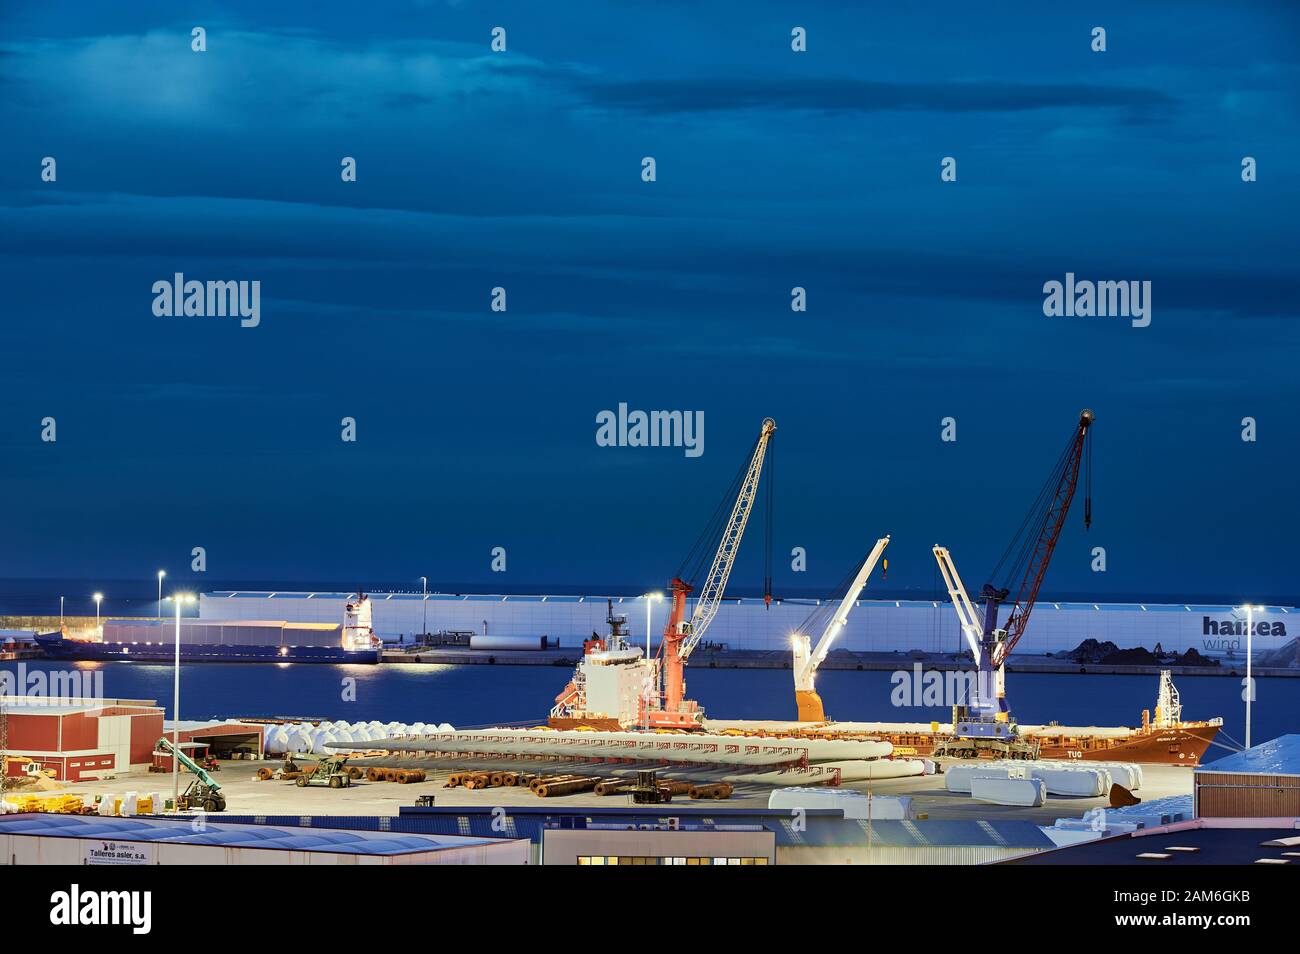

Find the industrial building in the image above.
[
  {"left": 217, "top": 807, "right": 1057, "bottom": 865},
  {"left": 0, "top": 697, "right": 163, "bottom": 781},
  {"left": 201, "top": 590, "right": 1296, "bottom": 661},
  {"left": 1194, "top": 735, "right": 1300, "bottom": 818},
  {"left": 162, "top": 720, "right": 265, "bottom": 760},
  {"left": 0, "top": 813, "right": 530, "bottom": 865},
  {"left": 543, "top": 822, "right": 775, "bottom": 865}
]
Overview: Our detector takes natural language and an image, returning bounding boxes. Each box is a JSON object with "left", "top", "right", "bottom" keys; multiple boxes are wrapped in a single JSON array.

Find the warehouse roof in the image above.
[
  {"left": 1004, "top": 825, "right": 1300, "bottom": 865},
  {"left": 220, "top": 809, "right": 1055, "bottom": 850},
  {"left": 1198, "top": 734, "right": 1300, "bottom": 776},
  {"left": 0, "top": 813, "right": 515, "bottom": 856},
  {"left": 164, "top": 719, "right": 264, "bottom": 732}
]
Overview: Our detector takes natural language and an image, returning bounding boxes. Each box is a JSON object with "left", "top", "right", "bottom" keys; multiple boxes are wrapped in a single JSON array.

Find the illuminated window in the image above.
[{"left": 575, "top": 855, "right": 770, "bottom": 866}]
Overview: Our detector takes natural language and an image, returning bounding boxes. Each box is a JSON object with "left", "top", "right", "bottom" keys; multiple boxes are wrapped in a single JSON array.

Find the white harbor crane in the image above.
[
  {"left": 792, "top": 535, "right": 890, "bottom": 722},
  {"left": 932, "top": 544, "right": 1013, "bottom": 738}
]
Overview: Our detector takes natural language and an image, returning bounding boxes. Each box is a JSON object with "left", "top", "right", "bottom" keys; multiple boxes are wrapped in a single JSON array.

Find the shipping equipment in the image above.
[
  {"left": 688, "top": 782, "right": 733, "bottom": 800},
  {"left": 632, "top": 770, "right": 671, "bottom": 805},
  {"left": 293, "top": 754, "right": 354, "bottom": 789},
  {"left": 550, "top": 418, "right": 777, "bottom": 730},
  {"left": 156, "top": 736, "right": 226, "bottom": 812},
  {"left": 931, "top": 409, "right": 1094, "bottom": 758},
  {"left": 791, "top": 536, "right": 890, "bottom": 722}
]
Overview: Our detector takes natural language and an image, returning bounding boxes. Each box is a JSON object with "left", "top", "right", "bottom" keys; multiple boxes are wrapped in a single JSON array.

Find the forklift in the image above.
[
  {"left": 294, "top": 753, "right": 354, "bottom": 789},
  {"left": 157, "top": 737, "right": 226, "bottom": 812}
]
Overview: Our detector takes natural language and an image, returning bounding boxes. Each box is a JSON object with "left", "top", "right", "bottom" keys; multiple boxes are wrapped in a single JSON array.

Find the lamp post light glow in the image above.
[
  {"left": 156, "top": 570, "right": 166, "bottom": 621},
  {"left": 643, "top": 591, "right": 664, "bottom": 657},
  {"left": 93, "top": 593, "right": 103, "bottom": 638},
  {"left": 164, "top": 592, "right": 196, "bottom": 811}
]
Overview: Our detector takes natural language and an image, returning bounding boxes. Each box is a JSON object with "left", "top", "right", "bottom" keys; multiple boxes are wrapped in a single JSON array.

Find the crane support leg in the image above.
[{"left": 791, "top": 633, "right": 826, "bottom": 722}]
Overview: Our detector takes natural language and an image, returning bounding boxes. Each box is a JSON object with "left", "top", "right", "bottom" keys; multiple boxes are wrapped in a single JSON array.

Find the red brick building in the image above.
[{"left": 2, "top": 698, "right": 164, "bottom": 781}]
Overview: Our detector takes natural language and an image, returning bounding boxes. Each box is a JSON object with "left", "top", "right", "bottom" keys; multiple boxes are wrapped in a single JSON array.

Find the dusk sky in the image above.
[{"left": 1, "top": 2, "right": 1297, "bottom": 602}]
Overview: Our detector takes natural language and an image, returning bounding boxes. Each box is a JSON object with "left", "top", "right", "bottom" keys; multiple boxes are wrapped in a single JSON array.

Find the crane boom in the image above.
[
  {"left": 157, "top": 736, "right": 221, "bottom": 791},
  {"left": 993, "top": 409, "right": 1094, "bottom": 666},
  {"left": 929, "top": 409, "right": 1095, "bottom": 751},
  {"left": 792, "top": 536, "right": 889, "bottom": 722},
  {"left": 932, "top": 545, "right": 983, "bottom": 664},
  {"left": 657, "top": 417, "right": 776, "bottom": 726},
  {"left": 678, "top": 417, "right": 776, "bottom": 661},
  {"left": 801, "top": 536, "right": 890, "bottom": 683}
]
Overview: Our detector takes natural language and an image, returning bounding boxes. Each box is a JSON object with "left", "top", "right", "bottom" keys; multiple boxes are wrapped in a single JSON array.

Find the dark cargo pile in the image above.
[{"left": 1056, "top": 638, "right": 1219, "bottom": 668}]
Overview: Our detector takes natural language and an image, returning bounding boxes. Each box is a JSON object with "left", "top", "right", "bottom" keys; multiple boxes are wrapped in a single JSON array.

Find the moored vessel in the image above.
[{"left": 707, "top": 672, "right": 1222, "bottom": 766}]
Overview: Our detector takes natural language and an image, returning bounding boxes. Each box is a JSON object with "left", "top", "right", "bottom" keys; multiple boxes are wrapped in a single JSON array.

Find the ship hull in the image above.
[
  {"left": 828, "top": 723, "right": 1221, "bottom": 766},
  {"left": 34, "top": 634, "right": 379, "bottom": 665}
]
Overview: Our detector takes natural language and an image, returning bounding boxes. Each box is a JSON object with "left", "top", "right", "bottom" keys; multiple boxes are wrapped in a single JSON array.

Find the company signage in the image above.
[
  {"left": 1198, "top": 615, "right": 1288, "bottom": 656},
  {"left": 84, "top": 840, "right": 155, "bottom": 865}
]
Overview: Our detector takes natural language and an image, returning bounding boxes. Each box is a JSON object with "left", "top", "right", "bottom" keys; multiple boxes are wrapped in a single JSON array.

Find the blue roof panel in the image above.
[
  {"left": 0, "top": 813, "right": 516, "bottom": 855},
  {"left": 1198, "top": 734, "right": 1300, "bottom": 776}
]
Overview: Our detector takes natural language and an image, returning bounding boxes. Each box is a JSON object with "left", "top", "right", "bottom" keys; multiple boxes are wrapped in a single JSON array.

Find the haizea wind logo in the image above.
[{"left": 50, "top": 884, "right": 152, "bottom": 934}]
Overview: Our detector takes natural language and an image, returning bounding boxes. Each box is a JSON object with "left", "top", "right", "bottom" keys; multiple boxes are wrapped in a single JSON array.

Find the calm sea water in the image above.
[{"left": 3, "top": 660, "right": 1291, "bottom": 756}]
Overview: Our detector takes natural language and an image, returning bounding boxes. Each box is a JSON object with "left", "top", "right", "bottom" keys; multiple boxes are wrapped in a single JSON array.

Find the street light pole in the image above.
[
  {"left": 643, "top": 592, "right": 663, "bottom": 657},
  {"left": 167, "top": 593, "right": 194, "bottom": 811},
  {"left": 171, "top": 596, "right": 182, "bottom": 809},
  {"left": 420, "top": 576, "right": 428, "bottom": 637},
  {"left": 93, "top": 593, "right": 103, "bottom": 638},
  {"left": 1246, "top": 604, "right": 1255, "bottom": 750},
  {"left": 1235, "top": 603, "right": 1262, "bottom": 750},
  {"left": 157, "top": 570, "right": 166, "bottom": 621}
]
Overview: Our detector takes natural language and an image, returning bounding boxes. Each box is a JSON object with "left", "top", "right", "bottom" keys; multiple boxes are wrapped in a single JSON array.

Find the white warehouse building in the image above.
[{"left": 199, "top": 591, "right": 1295, "bottom": 661}]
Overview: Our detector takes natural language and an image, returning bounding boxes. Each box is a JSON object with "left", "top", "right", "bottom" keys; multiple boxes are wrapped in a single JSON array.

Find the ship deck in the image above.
[{"left": 705, "top": 718, "right": 1141, "bottom": 739}]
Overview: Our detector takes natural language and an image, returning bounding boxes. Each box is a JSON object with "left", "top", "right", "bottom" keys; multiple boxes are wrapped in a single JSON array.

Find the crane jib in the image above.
[
  {"left": 994, "top": 410, "right": 1094, "bottom": 666},
  {"left": 679, "top": 419, "right": 776, "bottom": 661}
]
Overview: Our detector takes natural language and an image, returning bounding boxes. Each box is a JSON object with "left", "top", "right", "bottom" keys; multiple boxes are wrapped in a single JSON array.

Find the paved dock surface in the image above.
[{"left": 46, "top": 758, "right": 1196, "bottom": 826}]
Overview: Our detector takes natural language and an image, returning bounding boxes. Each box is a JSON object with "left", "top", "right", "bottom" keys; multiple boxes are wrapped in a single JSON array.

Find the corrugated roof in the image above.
[
  {"left": 0, "top": 813, "right": 516, "bottom": 856},
  {"left": 218, "top": 810, "right": 1055, "bottom": 849},
  {"left": 1197, "top": 734, "right": 1300, "bottom": 776}
]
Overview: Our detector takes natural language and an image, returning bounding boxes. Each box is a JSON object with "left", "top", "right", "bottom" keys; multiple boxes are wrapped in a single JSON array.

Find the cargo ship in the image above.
[
  {"left": 550, "top": 610, "right": 1222, "bottom": 766},
  {"left": 35, "top": 594, "right": 381, "bottom": 664},
  {"left": 706, "top": 672, "right": 1223, "bottom": 766}
]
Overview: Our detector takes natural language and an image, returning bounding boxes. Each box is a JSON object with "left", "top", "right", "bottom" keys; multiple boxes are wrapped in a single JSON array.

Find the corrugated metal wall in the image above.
[
  {"left": 200, "top": 592, "right": 1294, "bottom": 658},
  {"left": 1195, "top": 771, "right": 1300, "bottom": 817}
]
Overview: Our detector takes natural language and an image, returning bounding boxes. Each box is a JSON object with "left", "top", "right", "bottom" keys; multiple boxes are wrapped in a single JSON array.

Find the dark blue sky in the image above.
[{"left": 1, "top": 2, "right": 1297, "bottom": 600}]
